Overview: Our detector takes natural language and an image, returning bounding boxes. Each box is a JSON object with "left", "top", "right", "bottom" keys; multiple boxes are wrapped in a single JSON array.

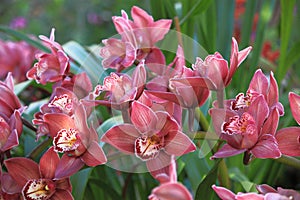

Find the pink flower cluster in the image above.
[{"left": 1, "top": 5, "right": 299, "bottom": 200}]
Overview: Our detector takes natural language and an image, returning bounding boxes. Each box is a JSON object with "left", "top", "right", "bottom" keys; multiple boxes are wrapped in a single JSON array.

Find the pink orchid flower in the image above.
[
  {"left": 256, "top": 184, "right": 300, "bottom": 200},
  {"left": 0, "top": 170, "right": 22, "bottom": 200},
  {"left": 27, "top": 28, "right": 70, "bottom": 85},
  {"left": 101, "top": 101, "right": 196, "bottom": 173},
  {"left": 210, "top": 94, "right": 281, "bottom": 160},
  {"left": 4, "top": 147, "right": 73, "bottom": 200},
  {"left": 43, "top": 103, "right": 107, "bottom": 169},
  {"left": 275, "top": 92, "right": 300, "bottom": 156},
  {"left": 85, "top": 61, "right": 146, "bottom": 110},
  {"left": 190, "top": 37, "right": 252, "bottom": 90},
  {"left": 148, "top": 156, "right": 193, "bottom": 200},
  {"left": 0, "top": 73, "right": 24, "bottom": 118},
  {"left": 100, "top": 6, "right": 171, "bottom": 71},
  {"left": 212, "top": 185, "right": 265, "bottom": 200},
  {"left": 0, "top": 39, "right": 37, "bottom": 82}
]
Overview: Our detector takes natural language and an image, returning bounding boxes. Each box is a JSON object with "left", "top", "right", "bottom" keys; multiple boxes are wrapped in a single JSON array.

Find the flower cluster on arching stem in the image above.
[{"left": 0, "top": 5, "right": 300, "bottom": 200}]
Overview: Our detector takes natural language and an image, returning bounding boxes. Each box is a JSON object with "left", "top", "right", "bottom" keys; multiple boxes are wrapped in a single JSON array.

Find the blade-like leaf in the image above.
[
  {"left": 195, "top": 159, "right": 221, "bottom": 200},
  {"left": 70, "top": 168, "right": 93, "bottom": 200},
  {"left": 0, "top": 25, "right": 50, "bottom": 52}
]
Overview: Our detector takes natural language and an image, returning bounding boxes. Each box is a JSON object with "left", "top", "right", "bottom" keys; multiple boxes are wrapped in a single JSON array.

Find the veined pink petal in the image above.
[
  {"left": 170, "top": 77, "right": 217, "bottom": 91},
  {"left": 55, "top": 178, "right": 72, "bottom": 191},
  {"left": 276, "top": 127, "right": 300, "bottom": 157},
  {"left": 4, "top": 158, "right": 40, "bottom": 186},
  {"left": 44, "top": 113, "right": 75, "bottom": 138},
  {"left": 150, "top": 182, "right": 193, "bottom": 200},
  {"left": 146, "top": 151, "right": 171, "bottom": 175},
  {"left": 248, "top": 69, "right": 268, "bottom": 97},
  {"left": 131, "top": 101, "right": 158, "bottom": 133},
  {"left": 81, "top": 141, "right": 107, "bottom": 166},
  {"left": 289, "top": 92, "right": 300, "bottom": 125},
  {"left": 1, "top": 129, "right": 18, "bottom": 152},
  {"left": 256, "top": 184, "right": 277, "bottom": 194},
  {"left": 212, "top": 185, "right": 236, "bottom": 200},
  {"left": 236, "top": 193, "right": 264, "bottom": 200},
  {"left": 145, "top": 48, "right": 166, "bottom": 75},
  {"left": 261, "top": 108, "right": 279, "bottom": 136},
  {"left": 251, "top": 134, "right": 281, "bottom": 159},
  {"left": 209, "top": 108, "right": 236, "bottom": 136},
  {"left": 1, "top": 172, "right": 23, "bottom": 194},
  {"left": 73, "top": 104, "right": 89, "bottom": 137},
  {"left": 264, "top": 193, "right": 290, "bottom": 200},
  {"left": 247, "top": 95, "right": 269, "bottom": 131},
  {"left": 150, "top": 19, "right": 172, "bottom": 44},
  {"left": 39, "top": 147, "right": 60, "bottom": 179},
  {"left": 132, "top": 61, "right": 146, "bottom": 88},
  {"left": 164, "top": 130, "right": 196, "bottom": 156},
  {"left": 55, "top": 155, "right": 84, "bottom": 179},
  {"left": 131, "top": 6, "right": 154, "bottom": 28},
  {"left": 155, "top": 111, "right": 180, "bottom": 136},
  {"left": 50, "top": 189, "right": 74, "bottom": 200},
  {"left": 101, "top": 124, "right": 139, "bottom": 154},
  {"left": 146, "top": 91, "right": 181, "bottom": 105},
  {"left": 211, "top": 144, "right": 247, "bottom": 159}
]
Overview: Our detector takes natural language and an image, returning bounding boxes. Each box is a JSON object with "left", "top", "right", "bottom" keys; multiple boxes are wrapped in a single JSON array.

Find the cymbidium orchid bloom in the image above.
[
  {"left": 275, "top": 92, "right": 300, "bottom": 157},
  {"left": 187, "top": 37, "right": 252, "bottom": 91},
  {"left": 0, "top": 170, "right": 22, "bottom": 200},
  {"left": 0, "top": 39, "right": 37, "bottom": 82},
  {"left": 85, "top": 61, "right": 146, "bottom": 110},
  {"left": 101, "top": 101, "right": 196, "bottom": 173},
  {"left": 212, "top": 184, "right": 300, "bottom": 200},
  {"left": 100, "top": 6, "right": 171, "bottom": 71},
  {"left": 27, "top": 28, "right": 70, "bottom": 85},
  {"left": 4, "top": 147, "right": 73, "bottom": 200},
  {"left": 148, "top": 156, "right": 193, "bottom": 200},
  {"left": 210, "top": 94, "right": 281, "bottom": 161},
  {"left": 0, "top": 72, "right": 24, "bottom": 119},
  {"left": 43, "top": 103, "right": 107, "bottom": 168}
]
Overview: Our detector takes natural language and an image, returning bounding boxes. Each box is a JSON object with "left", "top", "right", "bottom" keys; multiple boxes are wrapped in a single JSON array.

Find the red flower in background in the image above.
[
  {"left": 261, "top": 41, "right": 280, "bottom": 63},
  {"left": 27, "top": 28, "right": 70, "bottom": 85},
  {"left": 4, "top": 147, "right": 73, "bottom": 200}
]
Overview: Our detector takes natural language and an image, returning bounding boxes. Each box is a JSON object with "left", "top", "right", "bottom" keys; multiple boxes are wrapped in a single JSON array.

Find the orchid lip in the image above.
[
  {"left": 53, "top": 128, "right": 80, "bottom": 153},
  {"left": 22, "top": 179, "right": 55, "bottom": 200},
  {"left": 222, "top": 113, "right": 256, "bottom": 135},
  {"left": 49, "top": 94, "right": 73, "bottom": 114},
  {"left": 135, "top": 135, "right": 163, "bottom": 161}
]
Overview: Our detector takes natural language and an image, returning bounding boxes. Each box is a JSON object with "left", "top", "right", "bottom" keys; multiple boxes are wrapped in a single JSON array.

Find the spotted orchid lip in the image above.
[
  {"left": 49, "top": 94, "right": 73, "bottom": 115},
  {"left": 53, "top": 128, "right": 80, "bottom": 153},
  {"left": 22, "top": 179, "right": 56, "bottom": 200},
  {"left": 135, "top": 135, "right": 163, "bottom": 161},
  {"left": 222, "top": 112, "right": 256, "bottom": 136}
]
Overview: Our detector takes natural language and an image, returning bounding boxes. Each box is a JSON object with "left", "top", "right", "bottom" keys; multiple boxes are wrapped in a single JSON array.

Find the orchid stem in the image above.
[
  {"left": 274, "top": 155, "right": 300, "bottom": 170},
  {"left": 22, "top": 117, "right": 37, "bottom": 132},
  {"left": 27, "top": 137, "right": 52, "bottom": 160},
  {"left": 174, "top": 16, "right": 183, "bottom": 47},
  {"left": 217, "top": 89, "right": 224, "bottom": 108},
  {"left": 218, "top": 159, "right": 231, "bottom": 188},
  {"left": 121, "top": 108, "right": 131, "bottom": 123},
  {"left": 195, "top": 107, "right": 209, "bottom": 132},
  {"left": 188, "top": 108, "right": 195, "bottom": 133}
]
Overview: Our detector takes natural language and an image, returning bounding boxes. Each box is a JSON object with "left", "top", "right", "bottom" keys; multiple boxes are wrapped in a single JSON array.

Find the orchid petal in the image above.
[
  {"left": 146, "top": 151, "right": 171, "bottom": 175},
  {"left": 44, "top": 113, "right": 75, "bottom": 138},
  {"left": 131, "top": 101, "right": 158, "bottom": 133},
  {"left": 4, "top": 158, "right": 40, "bottom": 186},
  {"left": 164, "top": 131, "right": 196, "bottom": 156},
  {"left": 50, "top": 189, "right": 74, "bottom": 200},
  {"left": 211, "top": 144, "right": 246, "bottom": 159},
  {"left": 289, "top": 92, "right": 300, "bottom": 125},
  {"left": 39, "top": 147, "right": 60, "bottom": 179},
  {"left": 212, "top": 185, "right": 236, "bottom": 200},
  {"left": 251, "top": 134, "right": 281, "bottom": 159},
  {"left": 101, "top": 124, "right": 139, "bottom": 154},
  {"left": 81, "top": 141, "right": 107, "bottom": 166},
  {"left": 55, "top": 155, "right": 84, "bottom": 179},
  {"left": 236, "top": 193, "right": 264, "bottom": 200},
  {"left": 248, "top": 69, "right": 268, "bottom": 97},
  {"left": 150, "top": 182, "right": 193, "bottom": 200},
  {"left": 261, "top": 108, "right": 279, "bottom": 136},
  {"left": 276, "top": 127, "right": 300, "bottom": 157}
]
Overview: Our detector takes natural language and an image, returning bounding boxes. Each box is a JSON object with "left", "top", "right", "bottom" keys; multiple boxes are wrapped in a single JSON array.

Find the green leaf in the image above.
[
  {"left": 285, "top": 41, "right": 300, "bottom": 69},
  {"left": 71, "top": 168, "right": 93, "bottom": 200},
  {"left": 180, "top": 0, "right": 213, "bottom": 25},
  {"left": 229, "top": 168, "right": 256, "bottom": 192},
  {"left": 276, "top": 0, "right": 296, "bottom": 84},
  {"left": 89, "top": 178, "right": 122, "bottom": 199},
  {"left": 0, "top": 25, "right": 50, "bottom": 53},
  {"left": 195, "top": 159, "right": 221, "bottom": 200},
  {"left": 63, "top": 41, "right": 108, "bottom": 85},
  {"left": 14, "top": 80, "right": 32, "bottom": 96}
]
